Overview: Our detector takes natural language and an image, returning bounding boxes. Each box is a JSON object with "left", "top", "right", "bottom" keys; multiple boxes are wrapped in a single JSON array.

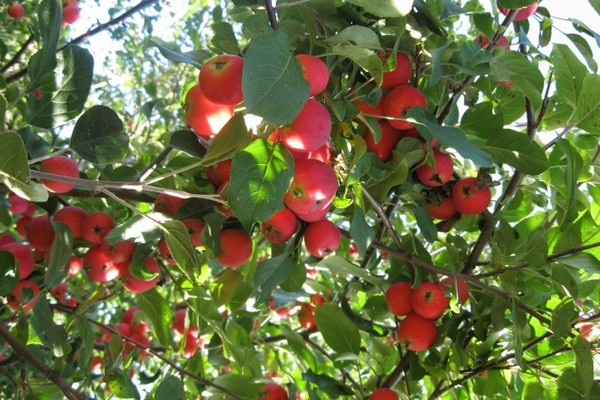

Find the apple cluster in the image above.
[{"left": 385, "top": 278, "right": 469, "bottom": 352}]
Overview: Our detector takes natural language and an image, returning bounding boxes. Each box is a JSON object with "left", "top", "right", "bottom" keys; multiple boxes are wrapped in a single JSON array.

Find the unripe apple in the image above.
[
  {"left": 184, "top": 84, "right": 234, "bottom": 138},
  {"left": 54, "top": 206, "right": 89, "bottom": 239},
  {"left": 261, "top": 208, "right": 298, "bottom": 244},
  {"left": 154, "top": 193, "right": 186, "bottom": 216},
  {"left": 363, "top": 121, "right": 403, "bottom": 162},
  {"left": 370, "top": 387, "right": 400, "bottom": 400},
  {"left": 216, "top": 229, "right": 253, "bottom": 268},
  {"left": 303, "top": 218, "right": 341, "bottom": 258},
  {"left": 275, "top": 99, "right": 331, "bottom": 153},
  {"left": 27, "top": 215, "right": 55, "bottom": 252},
  {"left": 385, "top": 281, "right": 413, "bottom": 316},
  {"left": 39, "top": 156, "right": 79, "bottom": 193},
  {"left": 296, "top": 54, "right": 329, "bottom": 96},
  {"left": 415, "top": 149, "right": 453, "bottom": 187},
  {"left": 199, "top": 54, "right": 244, "bottom": 105},
  {"left": 451, "top": 177, "right": 492, "bottom": 215},
  {"left": 383, "top": 84, "right": 427, "bottom": 130},
  {"left": 0, "top": 242, "right": 34, "bottom": 280},
  {"left": 81, "top": 212, "right": 115, "bottom": 244},
  {"left": 258, "top": 382, "right": 289, "bottom": 400},
  {"left": 83, "top": 245, "right": 119, "bottom": 282},
  {"left": 283, "top": 159, "right": 337, "bottom": 216},
  {"left": 498, "top": 1, "right": 538, "bottom": 21},
  {"left": 396, "top": 313, "right": 437, "bottom": 351},
  {"left": 381, "top": 52, "right": 412, "bottom": 89},
  {"left": 411, "top": 281, "right": 449, "bottom": 319},
  {"left": 7, "top": 280, "right": 40, "bottom": 311},
  {"left": 7, "top": 3, "right": 24, "bottom": 19}
]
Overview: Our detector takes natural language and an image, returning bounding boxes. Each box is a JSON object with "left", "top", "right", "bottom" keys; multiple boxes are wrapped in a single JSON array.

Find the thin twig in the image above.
[
  {"left": 0, "top": 35, "right": 35, "bottom": 74},
  {"left": 264, "top": 0, "right": 278, "bottom": 30}
]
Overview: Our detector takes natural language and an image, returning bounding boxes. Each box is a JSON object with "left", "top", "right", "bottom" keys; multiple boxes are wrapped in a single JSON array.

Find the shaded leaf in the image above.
[
  {"left": 490, "top": 51, "right": 544, "bottom": 110},
  {"left": 210, "top": 269, "right": 244, "bottom": 307},
  {"left": 346, "top": 0, "right": 413, "bottom": 17},
  {"left": 350, "top": 206, "right": 374, "bottom": 257},
  {"left": 151, "top": 38, "right": 209, "bottom": 69},
  {"left": 252, "top": 254, "right": 293, "bottom": 306},
  {"left": 27, "top": 0, "right": 61, "bottom": 91},
  {"left": 573, "top": 336, "right": 594, "bottom": 395},
  {"left": 170, "top": 130, "right": 207, "bottom": 158},
  {"left": 319, "top": 256, "right": 385, "bottom": 287},
  {"left": 139, "top": 288, "right": 173, "bottom": 348},
  {"left": 331, "top": 43, "right": 383, "bottom": 86},
  {"left": 106, "top": 369, "right": 140, "bottom": 399},
  {"left": 0, "top": 252, "right": 18, "bottom": 296},
  {"left": 303, "top": 370, "right": 353, "bottom": 398},
  {"left": 155, "top": 376, "right": 184, "bottom": 400},
  {"left": 163, "top": 220, "right": 199, "bottom": 284},
  {"left": 44, "top": 221, "right": 73, "bottom": 288}
]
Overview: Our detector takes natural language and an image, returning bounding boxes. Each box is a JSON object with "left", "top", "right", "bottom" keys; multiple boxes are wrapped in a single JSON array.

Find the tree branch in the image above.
[
  {"left": 264, "top": 0, "right": 279, "bottom": 30},
  {"left": 0, "top": 35, "right": 35, "bottom": 74}
]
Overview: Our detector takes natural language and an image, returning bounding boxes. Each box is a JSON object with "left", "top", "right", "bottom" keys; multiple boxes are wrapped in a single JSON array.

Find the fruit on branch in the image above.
[
  {"left": 8, "top": 192, "right": 30, "bottom": 215},
  {"left": 498, "top": 1, "right": 539, "bottom": 21},
  {"left": 354, "top": 92, "right": 384, "bottom": 121},
  {"left": 0, "top": 242, "right": 34, "bottom": 280},
  {"left": 440, "top": 277, "right": 469, "bottom": 304},
  {"left": 27, "top": 215, "right": 55, "bottom": 252},
  {"left": 101, "top": 239, "right": 137, "bottom": 264},
  {"left": 383, "top": 84, "right": 427, "bottom": 130},
  {"left": 39, "top": 155, "right": 79, "bottom": 193},
  {"left": 296, "top": 54, "right": 329, "bottom": 96},
  {"left": 261, "top": 207, "right": 298, "bottom": 244},
  {"left": 82, "top": 212, "right": 115, "bottom": 244},
  {"left": 422, "top": 195, "right": 457, "bottom": 220},
  {"left": 216, "top": 228, "right": 253, "bottom": 268},
  {"left": 182, "top": 219, "right": 205, "bottom": 247},
  {"left": 475, "top": 33, "right": 510, "bottom": 51},
  {"left": 15, "top": 216, "right": 32, "bottom": 237},
  {"left": 157, "top": 237, "right": 176, "bottom": 265},
  {"left": 385, "top": 281, "right": 413, "bottom": 316},
  {"left": 154, "top": 193, "right": 186, "bottom": 216},
  {"left": 411, "top": 281, "right": 450, "bottom": 319},
  {"left": 7, "top": 280, "right": 40, "bottom": 311},
  {"left": 415, "top": 149, "right": 454, "bottom": 187},
  {"left": 69, "top": 256, "right": 83, "bottom": 276},
  {"left": 381, "top": 51, "right": 412, "bottom": 90},
  {"left": 184, "top": 84, "right": 234, "bottom": 138},
  {"left": 451, "top": 177, "right": 492, "bottom": 215},
  {"left": 370, "top": 387, "right": 400, "bottom": 400},
  {"left": 304, "top": 218, "right": 341, "bottom": 258},
  {"left": 84, "top": 245, "right": 119, "bottom": 282},
  {"left": 297, "top": 302, "right": 316, "bottom": 329},
  {"left": 7, "top": 3, "right": 24, "bottom": 19},
  {"left": 199, "top": 54, "right": 244, "bottom": 105},
  {"left": 283, "top": 159, "right": 337, "bottom": 218},
  {"left": 258, "top": 382, "right": 289, "bottom": 400},
  {"left": 288, "top": 142, "right": 332, "bottom": 164},
  {"left": 396, "top": 313, "right": 437, "bottom": 351},
  {"left": 118, "top": 257, "right": 160, "bottom": 293},
  {"left": 274, "top": 98, "right": 332, "bottom": 153},
  {"left": 62, "top": 0, "right": 79, "bottom": 24},
  {"left": 363, "top": 121, "right": 403, "bottom": 162},
  {"left": 54, "top": 206, "right": 89, "bottom": 240},
  {"left": 206, "top": 159, "right": 232, "bottom": 187}
]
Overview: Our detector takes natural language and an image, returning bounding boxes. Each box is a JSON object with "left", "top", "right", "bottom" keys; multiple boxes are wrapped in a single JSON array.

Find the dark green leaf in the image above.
[
  {"left": 480, "top": 129, "right": 549, "bottom": 174},
  {"left": 303, "top": 370, "right": 354, "bottom": 398},
  {"left": 106, "top": 369, "right": 140, "bottom": 399},
  {"left": 169, "top": 130, "right": 206, "bottom": 158},
  {"left": 350, "top": 206, "right": 374, "bottom": 257},
  {"left": 242, "top": 31, "right": 310, "bottom": 125},
  {"left": 346, "top": 0, "right": 412, "bottom": 17},
  {"left": 0, "top": 93, "right": 6, "bottom": 127},
  {"left": 414, "top": 206, "right": 438, "bottom": 242},
  {"left": 497, "top": 0, "right": 538, "bottom": 7},
  {"left": 461, "top": 102, "right": 504, "bottom": 138},
  {"left": 229, "top": 139, "right": 294, "bottom": 230},
  {"left": 128, "top": 243, "right": 158, "bottom": 281},
  {"left": 573, "top": 336, "right": 594, "bottom": 395},
  {"left": 27, "top": 45, "right": 94, "bottom": 129},
  {"left": 74, "top": 315, "right": 94, "bottom": 373},
  {"left": 27, "top": 0, "right": 61, "bottom": 91},
  {"left": 31, "top": 298, "right": 54, "bottom": 347},
  {"left": 566, "top": 33, "right": 597, "bottom": 72},
  {"left": 551, "top": 300, "right": 577, "bottom": 339},
  {"left": 314, "top": 303, "right": 361, "bottom": 354},
  {"left": 46, "top": 325, "right": 71, "bottom": 357},
  {"left": 331, "top": 44, "right": 383, "bottom": 86},
  {"left": 139, "top": 288, "right": 173, "bottom": 348},
  {"left": 154, "top": 376, "right": 184, "bottom": 400},
  {"left": 252, "top": 254, "right": 293, "bottom": 306},
  {"left": 103, "top": 213, "right": 163, "bottom": 245},
  {"left": 70, "top": 105, "right": 128, "bottom": 164},
  {"left": 556, "top": 253, "right": 600, "bottom": 275},
  {"left": 0, "top": 251, "right": 18, "bottom": 296},
  {"left": 211, "top": 21, "right": 241, "bottom": 55},
  {"left": 327, "top": 26, "right": 381, "bottom": 49},
  {"left": 490, "top": 51, "right": 544, "bottom": 110},
  {"left": 201, "top": 113, "right": 252, "bottom": 167},
  {"left": 151, "top": 38, "right": 209, "bottom": 69},
  {"left": 44, "top": 221, "right": 73, "bottom": 288},
  {"left": 279, "top": 259, "right": 306, "bottom": 292},
  {"left": 320, "top": 256, "right": 385, "bottom": 287}
]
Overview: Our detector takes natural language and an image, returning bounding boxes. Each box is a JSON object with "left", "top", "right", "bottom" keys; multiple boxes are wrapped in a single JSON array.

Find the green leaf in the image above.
[
  {"left": 201, "top": 113, "right": 252, "bottom": 167},
  {"left": 345, "top": 0, "right": 413, "bottom": 17},
  {"left": 154, "top": 376, "right": 185, "bottom": 400},
  {"left": 26, "top": 45, "right": 94, "bottom": 129},
  {"left": 46, "top": 325, "right": 71, "bottom": 358},
  {"left": 252, "top": 254, "right": 293, "bottom": 306},
  {"left": 31, "top": 298, "right": 54, "bottom": 347},
  {"left": 331, "top": 43, "right": 383, "bottom": 86},
  {"left": 497, "top": 0, "right": 538, "bottom": 7},
  {"left": 128, "top": 243, "right": 158, "bottom": 280},
  {"left": 210, "top": 269, "right": 244, "bottom": 307},
  {"left": 106, "top": 369, "right": 140, "bottom": 399},
  {"left": 70, "top": 105, "right": 128, "bottom": 164},
  {"left": 74, "top": 315, "right": 94, "bottom": 374},
  {"left": 589, "top": 0, "right": 600, "bottom": 14},
  {"left": 406, "top": 107, "right": 493, "bottom": 167},
  {"left": 303, "top": 370, "right": 354, "bottom": 398},
  {"left": 350, "top": 206, "right": 374, "bottom": 257},
  {"left": 414, "top": 206, "right": 438, "bottom": 242},
  {"left": 556, "top": 253, "right": 600, "bottom": 275},
  {"left": 139, "top": 288, "right": 173, "bottom": 348},
  {"left": 229, "top": 139, "right": 294, "bottom": 230},
  {"left": 479, "top": 129, "right": 549, "bottom": 174},
  {"left": 551, "top": 299, "right": 577, "bottom": 339},
  {"left": 327, "top": 26, "right": 381, "bottom": 49},
  {"left": 242, "top": 31, "right": 310, "bottom": 125},
  {"left": 490, "top": 51, "right": 544, "bottom": 110},
  {"left": 103, "top": 213, "right": 163, "bottom": 245},
  {"left": 551, "top": 44, "right": 588, "bottom": 109},
  {"left": 0, "top": 93, "right": 6, "bottom": 128},
  {"left": 163, "top": 220, "right": 199, "bottom": 284},
  {"left": 169, "top": 130, "right": 207, "bottom": 158},
  {"left": 319, "top": 256, "right": 385, "bottom": 287},
  {"left": 566, "top": 33, "right": 597, "bottom": 72},
  {"left": 0, "top": 132, "right": 48, "bottom": 202},
  {"left": 44, "top": 221, "right": 73, "bottom": 288},
  {"left": 27, "top": 0, "right": 61, "bottom": 91},
  {"left": 151, "top": 38, "right": 209, "bottom": 69},
  {"left": 573, "top": 336, "right": 594, "bottom": 395},
  {"left": 211, "top": 21, "right": 241, "bottom": 55},
  {"left": 367, "top": 149, "right": 410, "bottom": 202},
  {"left": 0, "top": 251, "right": 18, "bottom": 296},
  {"left": 572, "top": 74, "right": 600, "bottom": 133},
  {"left": 461, "top": 102, "right": 504, "bottom": 138}
]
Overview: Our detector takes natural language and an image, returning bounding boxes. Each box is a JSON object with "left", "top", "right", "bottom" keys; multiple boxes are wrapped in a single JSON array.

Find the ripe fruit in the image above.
[
  {"left": 0, "top": 242, "right": 34, "bottom": 280},
  {"left": 154, "top": 193, "right": 186, "bottom": 216},
  {"left": 63, "top": 4, "right": 80, "bottom": 24},
  {"left": 205, "top": 159, "right": 232, "bottom": 187},
  {"left": 83, "top": 245, "right": 119, "bottom": 282},
  {"left": 440, "top": 277, "right": 469, "bottom": 304},
  {"left": 498, "top": 1, "right": 538, "bottom": 21},
  {"left": 54, "top": 206, "right": 89, "bottom": 239},
  {"left": 119, "top": 257, "right": 160, "bottom": 293},
  {"left": 411, "top": 281, "right": 449, "bottom": 319},
  {"left": 27, "top": 215, "right": 55, "bottom": 252},
  {"left": 15, "top": 216, "right": 32, "bottom": 237},
  {"left": 422, "top": 195, "right": 457, "bottom": 220},
  {"left": 258, "top": 382, "right": 289, "bottom": 400},
  {"left": 385, "top": 281, "right": 413, "bottom": 316},
  {"left": 216, "top": 229, "right": 253, "bottom": 268},
  {"left": 283, "top": 159, "right": 337, "bottom": 217},
  {"left": 69, "top": 256, "right": 83, "bottom": 276},
  {"left": 370, "top": 387, "right": 400, "bottom": 400},
  {"left": 396, "top": 313, "right": 437, "bottom": 351},
  {"left": 415, "top": 149, "right": 453, "bottom": 187},
  {"left": 275, "top": 99, "right": 331, "bottom": 153},
  {"left": 158, "top": 237, "right": 176, "bottom": 265},
  {"left": 101, "top": 239, "right": 136, "bottom": 264},
  {"left": 297, "top": 303, "right": 316, "bottom": 329},
  {"left": 173, "top": 308, "right": 187, "bottom": 335},
  {"left": 199, "top": 54, "right": 244, "bottom": 105},
  {"left": 39, "top": 156, "right": 79, "bottom": 193},
  {"left": 8, "top": 192, "right": 29, "bottom": 214},
  {"left": 296, "top": 54, "right": 329, "bottom": 96},
  {"left": 82, "top": 212, "right": 115, "bottom": 244},
  {"left": 354, "top": 94, "right": 384, "bottom": 120},
  {"left": 363, "top": 121, "right": 403, "bottom": 162},
  {"left": 7, "top": 280, "right": 40, "bottom": 311},
  {"left": 183, "top": 219, "right": 205, "bottom": 247},
  {"left": 184, "top": 84, "right": 234, "bottom": 138},
  {"left": 7, "top": 3, "right": 24, "bottom": 19},
  {"left": 261, "top": 208, "right": 298, "bottom": 244},
  {"left": 475, "top": 33, "right": 510, "bottom": 51},
  {"left": 304, "top": 219, "right": 341, "bottom": 258},
  {"left": 381, "top": 52, "right": 412, "bottom": 89},
  {"left": 383, "top": 84, "right": 428, "bottom": 130},
  {"left": 451, "top": 177, "right": 492, "bottom": 215}
]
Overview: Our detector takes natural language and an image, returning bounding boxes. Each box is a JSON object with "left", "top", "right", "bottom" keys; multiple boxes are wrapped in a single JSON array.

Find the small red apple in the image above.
[
  {"left": 118, "top": 257, "right": 160, "bottom": 293},
  {"left": 216, "top": 229, "right": 253, "bottom": 268},
  {"left": 415, "top": 149, "right": 454, "bottom": 187},
  {"left": 62, "top": 4, "right": 80, "bottom": 24},
  {"left": 154, "top": 193, "right": 186, "bottom": 216},
  {"left": 7, "top": 3, "right": 24, "bottom": 19},
  {"left": 396, "top": 313, "right": 437, "bottom": 351},
  {"left": 83, "top": 245, "right": 119, "bottom": 282},
  {"left": 296, "top": 54, "right": 329, "bottom": 96},
  {"left": 275, "top": 99, "right": 331, "bottom": 153},
  {"left": 101, "top": 239, "right": 137, "bottom": 264},
  {"left": 370, "top": 387, "right": 400, "bottom": 400},
  {"left": 0, "top": 242, "right": 34, "bottom": 280},
  {"left": 39, "top": 156, "right": 79, "bottom": 193},
  {"left": 385, "top": 281, "right": 413, "bottom": 316},
  {"left": 205, "top": 159, "right": 232, "bottom": 187},
  {"left": 422, "top": 195, "right": 457, "bottom": 220},
  {"left": 27, "top": 215, "right": 55, "bottom": 252},
  {"left": 157, "top": 236, "right": 176, "bottom": 265},
  {"left": 183, "top": 219, "right": 205, "bottom": 247},
  {"left": 54, "top": 206, "right": 89, "bottom": 239},
  {"left": 363, "top": 121, "right": 403, "bottom": 162},
  {"left": 498, "top": 1, "right": 538, "bottom": 21},
  {"left": 303, "top": 218, "right": 341, "bottom": 258},
  {"left": 381, "top": 52, "right": 412, "bottom": 90},
  {"left": 383, "top": 84, "right": 427, "bottom": 130},
  {"left": 283, "top": 159, "right": 337, "bottom": 217},
  {"left": 199, "top": 54, "right": 244, "bottom": 105},
  {"left": 15, "top": 216, "right": 32, "bottom": 237},
  {"left": 297, "top": 303, "right": 316, "bottom": 329},
  {"left": 475, "top": 33, "right": 510, "bottom": 51},
  {"left": 440, "top": 277, "right": 469, "bottom": 304},
  {"left": 81, "top": 212, "right": 115, "bottom": 244},
  {"left": 261, "top": 208, "right": 298, "bottom": 244},
  {"left": 258, "top": 382, "right": 289, "bottom": 400},
  {"left": 411, "top": 281, "right": 449, "bottom": 319},
  {"left": 451, "top": 177, "right": 492, "bottom": 215},
  {"left": 7, "top": 280, "right": 40, "bottom": 311},
  {"left": 184, "top": 84, "right": 234, "bottom": 138}
]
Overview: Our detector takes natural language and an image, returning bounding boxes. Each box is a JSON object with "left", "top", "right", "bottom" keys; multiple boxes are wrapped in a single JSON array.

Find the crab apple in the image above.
[
  {"left": 261, "top": 208, "right": 298, "bottom": 244},
  {"left": 288, "top": 143, "right": 332, "bottom": 164},
  {"left": 440, "top": 277, "right": 469, "bottom": 304},
  {"left": 27, "top": 215, "right": 55, "bottom": 252},
  {"left": 183, "top": 219, "right": 205, "bottom": 247},
  {"left": 54, "top": 206, "right": 89, "bottom": 239},
  {"left": 0, "top": 233, "right": 17, "bottom": 246},
  {"left": 183, "top": 328, "right": 201, "bottom": 359},
  {"left": 154, "top": 193, "right": 186, "bottom": 216},
  {"left": 396, "top": 313, "right": 437, "bottom": 351},
  {"left": 296, "top": 54, "right": 329, "bottom": 96},
  {"left": 205, "top": 159, "right": 232, "bottom": 187},
  {"left": 62, "top": 5, "right": 79, "bottom": 24},
  {"left": 451, "top": 177, "right": 492, "bottom": 215},
  {"left": 0, "top": 242, "right": 34, "bottom": 280},
  {"left": 422, "top": 195, "right": 457, "bottom": 220},
  {"left": 101, "top": 239, "right": 136, "bottom": 264},
  {"left": 383, "top": 84, "right": 428, "bottom": 130},
  {"left": 69, "top": 256, "right": 83, "bottom": 276},
  {"left": 498, "top": 1, "right": 538, "bottom": 21},
  {"left": 309, "top": 293, "right": 326, "bottom": 307},
  {"left": 354, "top": 92, "right": 384, "bottom": 120},
  {"left": 15, "top": 216, "right": 32, "bottom": 237},
  {"left": 363, "top": 121, "right": 403, "bottom": 162},
  {"left": 184, "top": 84, "right": 234, "bottom": 138},
  {"left": 122, "top": 306, "right": 141, "bottom": 325},
  {"left": 8, "top": 192, "right": 28, "bottom": 214},
  {"left": 216, "top": 229, "right": 253, "bottom": 268},
  {"left": 7, "top": 3, "right": 24, "bottom": 19},
  {"left": 411, "top": 281, "right": 450, "bottom": 319},
  {"left": 119, "top": 257, "right": 160, "bottom": 293},
  {"left": 82, "top": 212, "right": 115, "bottom": 244},
  {"left": 475, "top": 33, "right": 510, "bottom": 51},
  {"left": 283, "top": 159, "right": 337, "bottom": 216},
  {"left": 370, "top": 387, "right": 400, "bottom": 400},
  {"left": 293, "top": 204, "right": 329, "bottom": 223},
  {"left": 158, "top": 237, "right": 176, "bottom": 265},
  {"left": 173, "top": 308, "right": 187, "bottom": 335},
  {"left": 297, "top": 303, "right": 316, "bottom": 329},
  {"left": 199, "top": 54, "right": 244, "bottom": 105},
  {"left": 7, "top": 280, "right": 40, "bottom": 311},
  {"left": 83, "top": 245, "right": 119, "bottom": 282},
  {"left": 275, "top": 99, "right": 331, "bottom": 153},
  {"left": 381, "top": 52, "right": 412, "bottom": 90},
  {"left": 304, "top": 219, "right": 341, "bottom": 258},
  {"left": 385, "top": 281, "right": 413, "bottom": 316},
  {"left": 415, "top": 149, "right": 453, "bottom": 187},
  {"left": 39, "top": 156, "right": 79, "bottom": 193},
  {"left": 259, "top": 382, "right": 289, "bottom": 400}
]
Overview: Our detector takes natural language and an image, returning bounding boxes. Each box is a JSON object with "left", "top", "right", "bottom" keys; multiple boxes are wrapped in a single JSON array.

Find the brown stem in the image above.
[
  {"left": 0, "top": 35, "right": 35, "bottom": 74},
  {"left": 264, "top": 0, "right": 279, "bottom": 30},
  {"left": 382, "top": 347, "right": 412, "bottom": 389},
  {"left": 138, "top": 145, "right": 173, "bottom": 182}
]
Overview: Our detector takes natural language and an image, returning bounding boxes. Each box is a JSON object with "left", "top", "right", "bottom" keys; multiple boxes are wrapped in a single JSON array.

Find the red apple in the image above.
[
  {"left": 258, "top": 382, "right": 289, "bottom": 400},
  {"left": 15, "top": 216, "right": 32, "bottom": 237},
  {"left": 354, "top": 92, "right": 384, "bottom": 121},
  {"left": 69, "top": 256, "right": 83, "bottom": 276},
  {"left": 396, "top": 313, "right": 437, "bottom": 351},
  {"left": 101, "top": 239, "right": 137, "bottom": 264},
  {"left": 27, "top": 215, "right": 55, "bottom": 252},
  {"left": 7, "top": 280, "right": 40, "bottom": 311},
  {"left": 183, "top": 219, "right": 205, "bottom": 247},
  {"left": 83, "top": 245, "right": 119, "bottom": 282},
  {"left": 440, "top": 277, "right": 469, "bottom": 304},
  {"left": 8, "top": 192, "right": 29, "bottom": 214},
  {"left": 39, "top": 156, "right": 79, "bottom": 193},
  {"left": 385, "top": 282, "right": 413, "bottom": 317},
  {"left": 451, "top": 177, "right": 492, "bottom": 215},
  {"left": 199, "top": 54, "right": 244, "bottom": 105},
  {"left": 370, "top": 387, "right": 400, "bottom": 400},
  {"left": 7, "top": 3, "right": 24, "bottom": 19},
  {"left": 498, "top": 1, "right": 538, "bottom": 21},
  {"left": 383, "top": 84, "right": 427, "bottom": 130},
  {"left": 216, "top": 229, "right": 253, "bottom": 268},
  {"left": 261, "top": 208, "right": 298, "bottom": 244},
  {"left": 381, "top": 52, "right": 412, "bottom": 90},
  {"left": 422, "top": 195, "right": 457, "bottom": 220},
  {"left": 205, "top": 159, "right": 232, "bottom": 187},
  {"left": 118, "top": 257, "right": 160, "bottom": 293},
  {"left": 0, "top": 242, "right": 34, "bottom": 280},
  {"left": 62, "top": 4, "right": 80, "bottom": 24},
  {"left": 283, "top": 159, "right": 337, "bottom": 217},
  {"left": 275, "top": 99, "right": 331, "bottom": 153},
  {"left": 297, "top": 303, "right": 316, "bottom": 329},
  {"left": 154, "top": 193, "right": 186, "bottom": 216},
  {"left": 54, "top": 206, "right": 89, "bottom": 239},
  {"left": 411, "top": 281, "right": 449, "bottom": 319},
  {"left": 158, "top": 236, "right": 176, "bottom": 265},
  {"left": 81, "top": 212, "right": 115, "bottom": 244},
  {"left": 173, "top": 308, "right": 187, "bottom": 335},
  {"left": 296, "top": 54, "right": 329, "bottom": 96},
  {"left": 184, "top": 84, "right": 234, "bottom": 138},
  {"left": 475, "top": 33, "right": 510, "bottom": 51},
  {"left": 303, "top": 218, "right": 340, "bottom": 258},
  {"left": 415, "top": 149, "right": 453, "bottom": 187},
  {"left": 363, "top": 121, "right": 403, "bottom": 162}
]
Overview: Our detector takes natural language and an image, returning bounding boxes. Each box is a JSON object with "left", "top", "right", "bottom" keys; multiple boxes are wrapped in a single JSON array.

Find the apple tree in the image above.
[{"left": 0, "top": 0, "right": 599, "bottom": 399}]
